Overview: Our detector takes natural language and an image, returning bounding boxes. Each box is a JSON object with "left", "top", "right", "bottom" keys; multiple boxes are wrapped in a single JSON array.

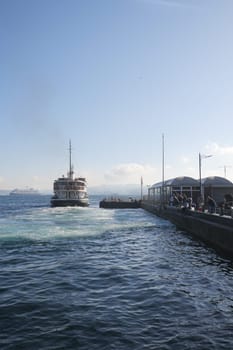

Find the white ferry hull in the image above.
[
  {"left": 10, "top": 189, "right": 40, "bottom": 196},
  {"left": 50, "top": 198, "right": 89, "bottom": 207},
  {"left": 51, "top": 141, "right": 89, "bottom": 208}
]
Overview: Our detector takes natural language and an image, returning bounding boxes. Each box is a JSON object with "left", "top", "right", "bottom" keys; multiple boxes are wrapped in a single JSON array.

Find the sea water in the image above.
[{"left": 1, "top": 195, "right": 233, "bottom": 349}]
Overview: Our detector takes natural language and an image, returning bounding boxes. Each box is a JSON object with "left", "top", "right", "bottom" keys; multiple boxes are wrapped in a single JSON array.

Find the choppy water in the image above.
[{"left": 1, "top": 195, "right": 233, "bottom": 349}]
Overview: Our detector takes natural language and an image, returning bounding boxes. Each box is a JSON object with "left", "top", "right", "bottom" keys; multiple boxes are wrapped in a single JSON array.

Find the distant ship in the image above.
[
  {"left": 50, "top": 141, "right": 89, "bottom": 207},
  {"left": 10, "top": 188, "right": 40, "bottom": 195}
]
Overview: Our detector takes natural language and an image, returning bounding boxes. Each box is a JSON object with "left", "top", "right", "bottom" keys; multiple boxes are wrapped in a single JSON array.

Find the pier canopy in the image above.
[
  {"left": 148, "top": 176, "right": 200, "bottom": 204},
  {"left": 201, "top": 176, "right": 233, "bottom": 187},
  {"left": 147, "top": 175, "right": 233, "bottom": 205},
  {"left": 202, "top": 176, "right": 233, "bottom": 203}
]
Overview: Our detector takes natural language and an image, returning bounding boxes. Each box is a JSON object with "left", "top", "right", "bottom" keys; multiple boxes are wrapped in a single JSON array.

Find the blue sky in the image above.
[{"left": 1, "top": 0, "right": 233, "bottom": 191}]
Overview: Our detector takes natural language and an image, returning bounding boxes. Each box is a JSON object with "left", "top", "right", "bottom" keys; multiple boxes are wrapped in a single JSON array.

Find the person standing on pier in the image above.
[{"left": 207, "top": 196, "right": 217, "bottom": 214}]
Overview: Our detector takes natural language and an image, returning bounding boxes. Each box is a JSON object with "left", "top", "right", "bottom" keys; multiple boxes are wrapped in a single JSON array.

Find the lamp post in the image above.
[
  {"left": 219, "top": 165, "right": 232, "bottom": 178},
  {"left": 199, "top": 152, "right": 202, "bottom": 197},
  {"left": 162, "top": 133, "right": 165, "bottom": 207},
  {"left": 199, "top": 153, "right": 213, "bottom": 198},
  {"left": 140, "top": 176, "right": 143, "bottom": 201}
]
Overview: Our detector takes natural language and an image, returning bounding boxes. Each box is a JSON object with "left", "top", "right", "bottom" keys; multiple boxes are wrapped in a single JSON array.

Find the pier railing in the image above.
[{"left": 142, "top": 197, "right": 233, "bottom": 218}]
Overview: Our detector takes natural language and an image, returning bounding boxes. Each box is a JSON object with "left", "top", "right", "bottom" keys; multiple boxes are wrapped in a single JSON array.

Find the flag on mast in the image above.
[{"left": 201, "top": 154, "right": 213, "bottom": 159}]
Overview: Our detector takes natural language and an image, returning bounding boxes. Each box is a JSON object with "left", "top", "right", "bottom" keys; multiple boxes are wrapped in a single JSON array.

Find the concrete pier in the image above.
[
  {"left": 99, "top": 198, "right": 141, "bottom": 209},
  {"left": 142, "top": 201, "right": 233, "bottom": 258}
]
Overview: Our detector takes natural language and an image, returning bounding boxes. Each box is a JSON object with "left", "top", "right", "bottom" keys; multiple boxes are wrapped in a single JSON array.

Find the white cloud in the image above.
[
  {"left": 104, "top": 163, "right": 157, "bottom": 184},
  {"left": 32, "top": 176, "right": 40, "bottom": 182},
  {"left": 180, "top": 156, "right": 190, "bottom": 164},
  {"left": 204, "top": 142, "right": 233, "bottom": 156},
  {"left": 137, "top": 0, "right": 195, "bottom": 9}
]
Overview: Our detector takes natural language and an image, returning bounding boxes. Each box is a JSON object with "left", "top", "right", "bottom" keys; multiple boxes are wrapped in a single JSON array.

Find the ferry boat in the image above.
[
  {"left": 10, "top": 188, "right": 40, "bottom": 195},
  {"left": 50, "top": 141, "right": 89, "bottom": 207}
]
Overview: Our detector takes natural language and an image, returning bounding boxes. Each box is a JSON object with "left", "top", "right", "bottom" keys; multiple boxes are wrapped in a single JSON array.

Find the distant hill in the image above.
[
  {"left": 89, "top": 184, "right": 143, "bottom": 197},
  {"left": 0, "top": 184, "right": 144, "bottom": 197},
  {"left": 0, "top": 190, "right": 10, "bottom": 195}
]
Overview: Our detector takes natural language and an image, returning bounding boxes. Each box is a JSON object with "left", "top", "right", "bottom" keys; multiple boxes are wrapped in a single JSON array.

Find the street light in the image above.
[
  {"left": 162, "top": 133, "right": 165, "bottom": 207},
  {"left": 140, "top": 176, "right": 143, "bottom": 200},
  {"left": 219, "top": 165, "right": 232, "bottom": 178},
  {"left": 199, "top": 153, "right": 213, "bottom": 198}
]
